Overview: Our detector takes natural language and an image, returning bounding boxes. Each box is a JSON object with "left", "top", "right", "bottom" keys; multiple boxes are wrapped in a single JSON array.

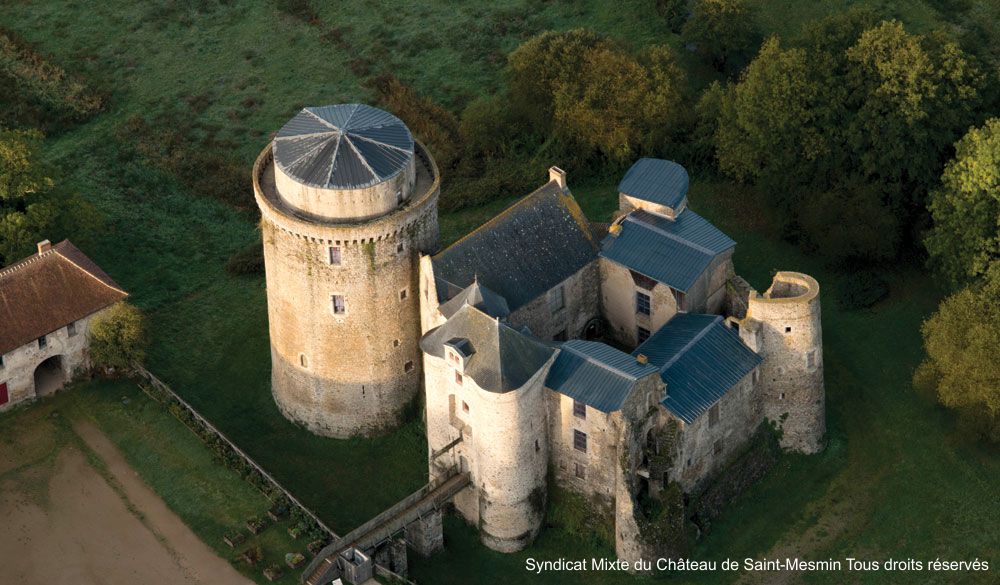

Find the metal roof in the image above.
[
  {"left": 633, "top": 314, "right": 762, "bottom": 424},
  {"left": 618, "top": 158, "right": 689, "bottom": 208},
  {"left": 420, "top": 304, "right": 554, "bottom": 393},
  {"left": 273, "top": 104, "right": 414, "bottom": 190},
  {"left": 433, "top": 181, "right": 599, "bottom": 311},
  {"left": 546, "top": 340, "right": 660, "bottom": 413},
  {"left": 437, "top": 279, "right": 510, "bottom": 320},
  {"left": 600, "top": 208, "right": 735, "bottom": 292}
]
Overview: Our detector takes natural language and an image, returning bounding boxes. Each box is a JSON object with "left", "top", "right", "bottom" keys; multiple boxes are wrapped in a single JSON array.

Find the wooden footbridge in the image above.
[{"left": 302, "top": 468, "right": 471, "bottom": 585}]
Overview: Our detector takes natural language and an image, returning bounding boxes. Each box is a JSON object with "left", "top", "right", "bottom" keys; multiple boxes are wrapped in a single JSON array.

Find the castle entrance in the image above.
[{"left": 33, "top": 355, "right": 65, "bottom": 397}]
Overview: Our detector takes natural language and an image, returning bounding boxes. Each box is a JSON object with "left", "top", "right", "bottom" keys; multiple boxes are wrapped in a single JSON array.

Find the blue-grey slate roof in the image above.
[
  {"left": 546, "top": 340, "right": 660, "bottom": 413},
  {"left": 600, "top": 209, "right": 735, "bottom": 292},
  {"left": 618, "top": 159, "right": 689, "bottom": 208},
  {"left": 633, "top": 313, "right": 762, "bottom": 424},
  {"left": 433, "top": 182, "right": 599, "bottom": 311},
  {"left": 420, "top": 304, "right": 554, "bottom": 393},
  {"left": 437, "top": 279, "right": 510, "bottom": 320},
  {"left": 273, "top": 104, "right": 413, "bottom": 190}
]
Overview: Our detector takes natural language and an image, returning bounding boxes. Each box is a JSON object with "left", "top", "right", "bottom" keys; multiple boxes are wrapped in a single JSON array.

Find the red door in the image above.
[{"left": 0, "top": 383, "right": 8, "bottom": 406}]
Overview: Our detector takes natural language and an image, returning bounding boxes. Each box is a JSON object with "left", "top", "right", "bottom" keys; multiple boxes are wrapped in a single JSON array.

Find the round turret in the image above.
[
  {"left": 254, "top": 103, "right": 440, "bottom": 438},
  {"left": 743, "top": 272, "right": 825, "bottom": 453}
]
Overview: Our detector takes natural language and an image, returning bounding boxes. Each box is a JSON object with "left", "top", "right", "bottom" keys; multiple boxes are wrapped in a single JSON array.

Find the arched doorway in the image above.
[{"left": 33, "top": 355, "right": 65, "bottom": 397}]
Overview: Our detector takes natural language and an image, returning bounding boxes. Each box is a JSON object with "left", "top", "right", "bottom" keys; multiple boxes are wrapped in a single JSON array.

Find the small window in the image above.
[
  {"left": 573, "top": 429, "right": 587, "bottom": 453},
  {"left": 637, "top": 326, "right": 650, "bottom": 344},
  {"left": 535, "top": 439, "right": 540, "bottom": 453},
  {"left": 396, "top": 189, "right": 403, "bottom": 204},
  {"left": 713, "top": 439, "right": 723, "bottom": 456},
  {"left": 672, "top": 288, "right": 687, "bottom": 311},
  {"left": 552, "top": 329, "right": 567, "bottom": 342},
  {"left": 785, "top": 326, "right": 792, "bottom": 334},
  {"left": 331, "top": 294, "right": 346, "bottom": 315},
  {"left": 393, "top": 339, "right": 400, "bottom": 348},
  {"left": 686, "top": 458, "right": 692, "bottom": 468},
  {"left": 572, "top": 400, "right": 586, "bottom": 419},
  {"left": 67, "top": 321, "right": 78, "bottom": 337},
  {"left": 806, "top": 349, "right": 817, "bottom": 369},
  {"left": 328, "top": 246, "right": 342, "bottom": 266},
  {"left": 752, "top": 368, "right": 760, "bottom": 384},
  {"left": 574, "top": 463, "right": 586, "bottom": 479},
  {"left": 462, "top": 401, "right": 469, "bottom": 413},
  {"left": 636, "top": 291, "right": 651, "bottom": 316},
  {"left": 0, "top": 354, "right": 5, "bottom": 369},
  {"left": 404, "top": 360, "right": 415, "bottom": 373},
  {"left": 396, "top": 241, "right": 404, "bottom": 254},
  {"left": 38, "top": 336, "right": 47, "bottom": 349},
  {"left": 455, "top": 371, "right": 463, "bottom": 385},
  {"left": 708, "top": 404, "right": 720, "bottom": 427},
  {"left": 779, "top": 392, "right": 786, "bottom": 400},
  {"left": 299, "top": 354, "right": 308, "bottom": 368},
  {"left": 548, "top": 285, "right": 565, "bottom": 314},
  {"left": 399, "top": 288, "right": 408, "bottom": 301}
]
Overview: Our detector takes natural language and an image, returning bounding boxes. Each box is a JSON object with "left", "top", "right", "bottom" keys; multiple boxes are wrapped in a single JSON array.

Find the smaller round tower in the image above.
[{"left": 742, "top": 272, "right": 825, "bottom": 453}]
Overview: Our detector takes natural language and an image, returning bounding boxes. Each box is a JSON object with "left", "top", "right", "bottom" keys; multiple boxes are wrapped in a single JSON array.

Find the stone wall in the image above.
[
  {"left": 0, "top": 309, "right": 104, "bottom": 411},
  {"left": 599, "top": 258, "right": 680, "bottom": 349},
  {"left": 508, "top": 262, "right": 600, "bottom": 342},
  {"left": 740, "top": 272, "right": 825, "bottom": 454},
  {"left": 254, "top": 142, "right": 440, "bottom": 439}
]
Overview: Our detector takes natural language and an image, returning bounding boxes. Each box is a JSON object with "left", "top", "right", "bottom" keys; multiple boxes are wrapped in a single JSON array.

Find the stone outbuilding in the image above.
[{"left": 0, "top": 240, "right": 127, "bottom": 411}]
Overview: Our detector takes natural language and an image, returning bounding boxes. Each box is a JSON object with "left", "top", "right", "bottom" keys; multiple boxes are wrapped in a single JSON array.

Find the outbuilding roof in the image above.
[
  {"left": 618, "top": 158, "right": 689, "bottom": 209},
  {"left": 0, "top": 241, "right": 128, "bottom": 355},
  {"left": 633, "top": 313, "right": 761, "bottom": 424},
  {"left": 546, "top": 340, "right": 660, "bottom": 413},
  {"left": 273, "top": 104, "right": 414, "bottom": 190},
  {"left": 437, "top": 279, "right": 510, "bottom": 320},
  {"left": 432, "top": 180, "right": 599, "bottom": 311},
  {"left": 420, "top": 304, "right": 554, "bottom": 393},
  {"left": 600, "top": 209, "right": 735, "bottom": 292}
]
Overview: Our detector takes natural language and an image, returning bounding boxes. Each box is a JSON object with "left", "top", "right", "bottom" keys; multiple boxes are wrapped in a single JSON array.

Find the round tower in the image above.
[
  {"left": 743, "top": 272, "right": 825, "bottom": 453},
  {"left": 253, "top": 104, "right": 440, "bottom": 438}
]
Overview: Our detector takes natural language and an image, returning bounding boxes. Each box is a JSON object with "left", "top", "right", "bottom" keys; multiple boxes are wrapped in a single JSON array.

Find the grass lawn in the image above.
[{"left": 2, "top": 0, "right": 998, "bottom": 583}]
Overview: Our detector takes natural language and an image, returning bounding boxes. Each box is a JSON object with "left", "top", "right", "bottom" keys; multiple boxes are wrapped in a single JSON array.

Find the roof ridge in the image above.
[
  {"left": 51, "top": 241, "right": 127, "bottom": 295},
  {"left": 564, "top": 342, "right": 650, "bottom": 380},
  {"left": 661, "top": 316, "right": 722, "bottom": 370},
  {"left": 626, "top": 212, "right": 715, "bottom": 256}
]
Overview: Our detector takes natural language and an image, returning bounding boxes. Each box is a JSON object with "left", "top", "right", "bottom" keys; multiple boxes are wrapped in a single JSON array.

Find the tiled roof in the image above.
[
  {"left": 546, "top": 340, "right": 660, "bottom": 413},
  {"left": 0, "top": 241, "right": 128, "bottom": 354},
  {"left": 432, "top": 181, "right": 599, "bottom": 311},
  {"left": 618, "top": 158, "right": 689, "bottom": 208},
  {"left": 437, "top": 279, "right": 510, "bottom": 320},
  {"left": 600, "top": 208, "right": 735, "bottom": 292},
  {"left": 273, "top": 104, "right": 414, "bottom": 190},
  {"left": 420, "top": 304, "right": 554, "bottom": 393},
  {"left": 633, "top": 313, "right": 761, "bottom": 424}
]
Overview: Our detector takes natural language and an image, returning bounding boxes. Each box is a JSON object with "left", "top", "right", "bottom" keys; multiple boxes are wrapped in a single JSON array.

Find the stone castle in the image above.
[{"left": 253, "top": 104, "right": 825, "bottom": 562}]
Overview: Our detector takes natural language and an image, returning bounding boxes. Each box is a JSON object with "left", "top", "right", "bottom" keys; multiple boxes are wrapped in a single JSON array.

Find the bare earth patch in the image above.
[{"left": 0, "top": 416, "right": 251, "bottom": 585}]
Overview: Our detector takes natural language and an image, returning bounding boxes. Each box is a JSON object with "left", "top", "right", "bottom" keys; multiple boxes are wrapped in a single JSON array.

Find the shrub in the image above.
[{"left": 89, "top": 301, "right": 147, "bottom": 373}]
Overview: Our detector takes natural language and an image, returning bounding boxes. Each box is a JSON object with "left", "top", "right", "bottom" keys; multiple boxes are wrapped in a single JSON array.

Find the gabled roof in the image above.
[
  {"left": 0, "top": 241, "right": 128, "bottom": 354},
  {"left": 273, "top": 104, "right": 414, "bottom": 190},
  {"left": 618, "top": 158, "right": 689, "bottom": 209},
  {"left": 420, "top": 304, "right": 554, "bottom": 393},
  {"left": 546, "top": 340, "right": 660, "bottom": 413},
  {"left": 633, "top": 314, "right": 762, "bottom": 424},
  {"left": 432, "top": 181, "right": 599, "bottom": 311},
  {"left": 437, "top": 279, "right": 510, "bottom": 320},
  {"left": 600, "top": 209, "right": 735, "bottom": 292}
]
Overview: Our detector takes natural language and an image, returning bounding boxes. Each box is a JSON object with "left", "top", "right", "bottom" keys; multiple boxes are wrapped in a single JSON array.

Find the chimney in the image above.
[
  {"left": 608, "top": 223, "right": 622, "bottom": 236},
  {"left": 548, "top": 166, "right": 567, "bottom": 189},
  {"left": 37, "top": 240, "right": 51, "bottom": 255},
  {"left": 636, "top": 354, "right": 648, "bottom": 365}
]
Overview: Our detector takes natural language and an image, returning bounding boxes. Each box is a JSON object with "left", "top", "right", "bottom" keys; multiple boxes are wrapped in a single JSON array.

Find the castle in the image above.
[{"left": 253, "top": 104, "right": 825, "bottom": 563}]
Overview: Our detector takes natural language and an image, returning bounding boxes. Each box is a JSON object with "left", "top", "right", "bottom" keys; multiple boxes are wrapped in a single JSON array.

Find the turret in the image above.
[{"left": 738, "top": 272, "right": 825, "bottom": 453}]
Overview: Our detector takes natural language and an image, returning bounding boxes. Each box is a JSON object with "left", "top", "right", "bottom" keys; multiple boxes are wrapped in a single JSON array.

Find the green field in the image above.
[{"left": 2, "top": 1, "right": 998, "bottom": 584}]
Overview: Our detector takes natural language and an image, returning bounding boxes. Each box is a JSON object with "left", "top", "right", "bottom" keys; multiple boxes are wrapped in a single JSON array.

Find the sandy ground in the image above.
[{"left": 0, "top": 416, "right": 251, "bottom": 585}]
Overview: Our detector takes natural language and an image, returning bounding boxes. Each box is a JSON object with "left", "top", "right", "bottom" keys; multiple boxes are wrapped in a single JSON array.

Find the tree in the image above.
[
  {"left": 0, "top": 127, "right": 100, "bottom": 264},
  {"left": 681, "top": 0, "right": 760, "bottom": 74},
  {"left": 89, "top": 301, "right": 147, "bottom": 373},
  {"left": 655, "top": 0, "right": 689, "bottom": 33},
  {"left": 925, "top": 118, "right": 1000, "bottom": 285},
  {"left": 914, "top": 273, "right": 1000, "bottom": 442}
]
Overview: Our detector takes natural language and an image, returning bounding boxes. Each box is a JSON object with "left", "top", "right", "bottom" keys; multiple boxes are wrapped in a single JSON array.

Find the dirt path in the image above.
[{"left": 0, "top": 415, "right": 252, "bottom": 585}]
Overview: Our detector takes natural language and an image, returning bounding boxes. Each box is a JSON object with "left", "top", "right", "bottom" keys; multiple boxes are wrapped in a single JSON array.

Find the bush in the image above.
[{"left": 89, "top": 301, "right": 148, "bottom": 373}]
